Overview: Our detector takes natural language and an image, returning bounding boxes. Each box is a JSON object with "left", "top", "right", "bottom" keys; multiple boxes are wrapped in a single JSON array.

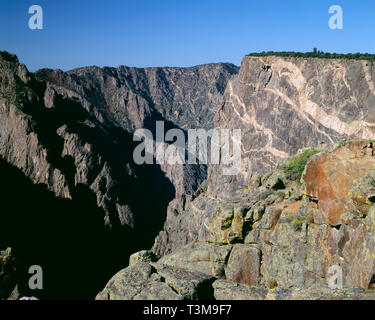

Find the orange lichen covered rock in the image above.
[{"left": 302, "top": 140, "right": 375, "bottom": 226}]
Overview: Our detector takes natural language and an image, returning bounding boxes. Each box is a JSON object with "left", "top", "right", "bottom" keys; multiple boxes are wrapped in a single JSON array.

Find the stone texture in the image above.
[
  {"left": 129, "top": 250, "right": 156, "bottom": 266},
  {"left": 266, "top": 285, "right": 375, "bottom": 300},
  {"left": 341, "top": 220, "right": 375, "bottom": 289},
  {"left": 213, "top": 281, "right": 375, "bottom": 300},
  {"left": 152, "top": 182, "right": 208, "bottom": 258},
  {"left": 207, "top": 55, "right": 375, "bottom": 205},
  {"left": 157, "top": 242, "right": 232, "bottom": 278},
  {"left": 154, "top": 264, "right": 215, "bottom": 299},
  {"left": 96, "top": 262, "right": 180, "bottom": 300},
  {"left": 205, "top": 203, "right": 248, "bottom": 245},
  {"left": 213, "top": 280, "right": 375, "bottom": 301},
  {"left": 224, "top": 244, "right": 261, "bottom": 286},
  {"left": 96, "top": 262, "right": 215, "bottom": 300},
  {"left": 302, "top": 140, "right": 375, "bottom": 225},
  {"left": 350, "top": 169, "right": 375, "bottom": 216},
  {"left": 213, "top": 280, "right": 268, "bottom": 300}
]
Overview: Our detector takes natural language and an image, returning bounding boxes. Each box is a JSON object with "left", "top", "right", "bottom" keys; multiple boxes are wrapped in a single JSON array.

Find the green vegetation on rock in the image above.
[
  {"left": 291, "top": 217, "right": 304, "bottom": 231},
  {"left": 247, "top": 50, "right": 375, "bottom": 62},
  {"left": 282, "top": 149, "right": 322, "bottom": 180}
]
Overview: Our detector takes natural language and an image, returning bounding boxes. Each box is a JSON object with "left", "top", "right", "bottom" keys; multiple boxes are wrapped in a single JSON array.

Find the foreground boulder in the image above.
[
  {"left": 157, "top": 242, "right": 233, "bottom": 278},
  {"left": 224, "top": 244, "right": 261, "bottom": 286},
  {"left": 96, "top": 262, "right": 215, "bottom": 300},
  {"left": 96, "top": 262, "right": 180, "bottom": 300}
]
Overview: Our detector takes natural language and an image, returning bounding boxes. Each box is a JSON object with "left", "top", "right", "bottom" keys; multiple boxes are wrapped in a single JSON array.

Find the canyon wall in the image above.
[
  {"left": 0, "top": 51, "right": 237, "bottom": 298},
  {"left": 2, "top": 50, "right": 375, "bottom": 300},
  {"left": 154, "top": 55, "right": 375, "bottom": 256}
]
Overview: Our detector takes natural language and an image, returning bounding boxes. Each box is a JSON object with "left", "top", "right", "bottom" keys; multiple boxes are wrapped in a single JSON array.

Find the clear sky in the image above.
[{"left": 1, "top": 0, "right": 374, "bottom": 71}]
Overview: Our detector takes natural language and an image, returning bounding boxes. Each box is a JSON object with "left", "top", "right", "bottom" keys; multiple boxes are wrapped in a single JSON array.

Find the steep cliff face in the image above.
[
  {"left": 3, "top": 50, "right": 375, "bottom": 300},
  {"left": 119, "top": 55, "right": 375, "bottom": 300},
  {"left": 152, "top": 56, "right": 375, "bottom": 256},
  {"left": 35, "top": 62, "right": 239, "bottom": 261},
  {"left": 36, "top": 62, "right": 239, "bottom": 209},
  {"left": 0, "top": 51, "right": 238, "bottom": 298},
  {"left": 63, "top": 63, "right": 238, "bottom": 131},
  {"left": 210, "top": 56, "right": 375, "bottom": 198},
  {"left": 0, "top": 52, "right": 167, "bottom": 298}
]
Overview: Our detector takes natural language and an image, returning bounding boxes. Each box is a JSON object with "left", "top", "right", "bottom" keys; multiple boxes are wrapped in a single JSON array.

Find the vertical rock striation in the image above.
[{"left": 0, "top": 51, "right": 238, "bottom": 298}]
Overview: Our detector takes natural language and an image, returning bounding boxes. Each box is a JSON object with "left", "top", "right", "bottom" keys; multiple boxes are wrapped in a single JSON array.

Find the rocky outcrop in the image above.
[
  {"left": 157, "top": 242, "right": 232, "bottom": 278},
  {"left": 213, "top": 280, "right": 375, "bottom": 300},
  {"left": 302, "top": 140, "right": 375, "bottom": 225},
  {"left": 224, "top": 244, "right": 261, "bottom": 286},
  {"left": 96, "top": 262, "right": 215, "bottom": 300},
  {"left": 101, "top": 139, "right": 375, "bottom": 300}
]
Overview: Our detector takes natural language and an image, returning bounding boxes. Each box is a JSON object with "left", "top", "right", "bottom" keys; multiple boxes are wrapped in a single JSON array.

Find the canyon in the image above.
[
  {"left": 1, "top": 51, "right": 375, "bottom": 300},
  {"left": 0, "top": 51, "right": 237, "bottom": 299}
]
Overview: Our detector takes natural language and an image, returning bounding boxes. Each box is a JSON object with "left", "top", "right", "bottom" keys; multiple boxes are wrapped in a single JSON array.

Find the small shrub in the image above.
[
  {"left": 276, "top": 191, "right": 286, "bottom": 202},
  {"left": 292, "top": 217, "right": 304, "bottom": 230},
  {"left": 283, "top": 213, "right": 294, "bottom": 221},
  {"left": 282, "top": 149, "right": 322, "bottom": 180},
  {"left": 338, "top": 138, "right": 352, "bottom": 144}
]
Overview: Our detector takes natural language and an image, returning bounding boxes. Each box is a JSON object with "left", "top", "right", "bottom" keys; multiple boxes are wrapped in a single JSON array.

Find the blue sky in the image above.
[{"left": 1, "top": 0, "right": 374, "bottom": 71}]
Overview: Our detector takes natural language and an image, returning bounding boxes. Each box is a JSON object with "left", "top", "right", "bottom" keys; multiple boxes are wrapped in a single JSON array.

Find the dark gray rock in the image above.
[
  {"left": 0, "top": 247, "right": 17, "bottom": 299},
  {"left": 0, "top": 51, "right": 238, "bottom": 298}
]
